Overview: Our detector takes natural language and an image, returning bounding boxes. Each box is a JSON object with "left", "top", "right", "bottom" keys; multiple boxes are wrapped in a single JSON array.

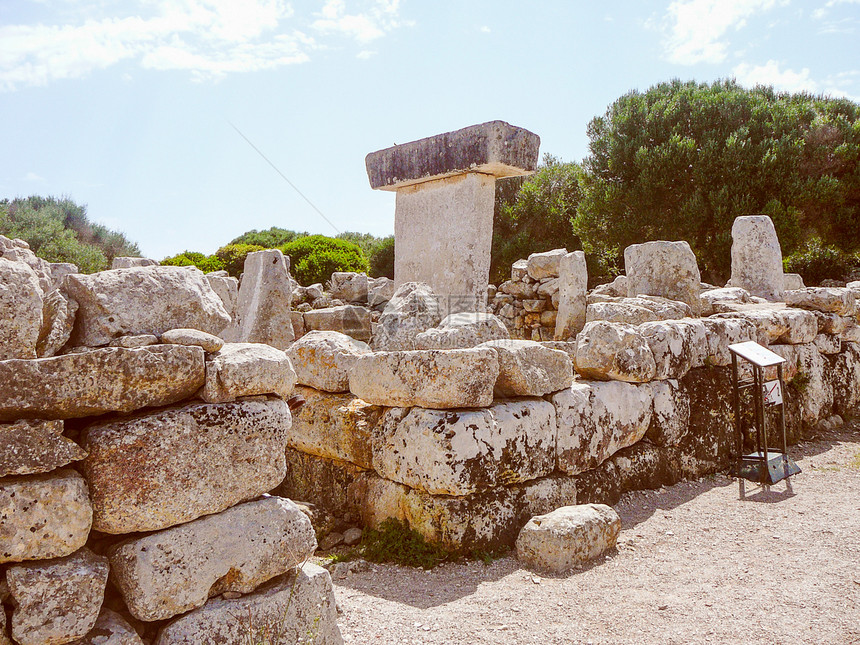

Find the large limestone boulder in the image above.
[
  {"left": 64, "top": 266, "right": 230, "bottom": 347},
  {"left": 372, "top": 282, "right": 441, "bottom": 351},
  {"left": 0, "top": 257, "right": 43, "bottom": 360},
  {"left": 201, "top": 342, "right": 296, "bottom": 403},
  {"left": 700, "top": 318, "right": 762, "bottom": 366},
  {"left": 277, "top": 448, "right": 370, "bottom": 520},
  {"left": 204, "top": 272, "right": 239, "bottom": 331},
  {"left": 349, "top": 348, "right": 498, "bottom": 409},
  {"left": 832, "top": 343, "right": 860, "bottom": 415},
  {"left": 414, "top": 312, "right": 509, "bottom": 350},
  {"left": 624, "top": 240, "right": 701, "bottom": 315},
  {"left": 516, "top": 504, "right": 621, "bottom": 573},
  {"left": 70, "top": 609, "right": 144, "bottom": 645},
  {"left": 712, "top": 308, "right": 817, "bottom": 345},
  {"left": 233, "top": 249, "right": 294, "bottom": 349},
  {"left": 554, "top": 251, "right": 588, "bottom": 340},
  {"left": 526, "top": 248, "right": 567, "bottom": 280},
  {"left": 2, "top": 245, "right": 52, "bottom": 292},
  {"left": 699, "top": 286, "right": 752, "bottom": 316},
  {"left": 586, "top": 301, "right": 659, "bottom": 325},
  {"left": 479, "top": 339, "right": 573, "bottom": 396},
  {"left": 7, "top": 548, "right": 108, "bottom": 645},
  {"left": 329, "top": 272, "right": 368, "bottom": 303},
  {"left": 109, "top": 497, "right": 316, "bottom": 622},
  {"left": 287, "top": 386, "right": 381, "bottom": 469},
  {"left": 769, "top": 343, "right": 833, "bottom": 425},
  {"left": 0, "top": 345, "right": 204, "bottom": 421},
  {"left": 81, "top": 397, "right": 291, "bottom": 533},
  {"left": 36, "top": 288, "right": 77, "bottom": 358},
  {"left": 372, "top": 399, "right": 557, "bottom": 496},
  {"left": 646, "top": 379, "right": 691, "bottom": 446},
  {"left": 574, "top": 321, "right": 657, "bottom": 382},
  {"left": 153, "top": 564, "right": 342, "bottom": 645},
  {"left": 0, "top": 470, "right": 92, "bottom": 563},
  {"left": 551, "top": 381, "right": 654, "bottom": 475},
  {"left": 368, "top": 276, "right": 396, "bottom": 309},
  {"left": 638, "top": 319, "right": 708, "bottom": 380},
  {"left": 303, "top": 305, "right": 372, "bottom": 343},
  {"left": 286, "top": 330, "right": 371, "bottom": 392},
  {"left": 0, "top": 419, "right": 86, "bottom": 477},
  {"left": 730, "top": 215, "right": 784, "bottom": 301},
  {"left": 784, "top": 287, "right": 856, "bottom": 316},
  {"left": 111, "top": 257, "right": 157, "bottom": 269}
]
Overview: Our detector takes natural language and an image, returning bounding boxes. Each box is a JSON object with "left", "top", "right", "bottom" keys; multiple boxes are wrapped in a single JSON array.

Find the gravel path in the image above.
[{"left": 329, "top": 422, "right": 860, "bottom": 644}]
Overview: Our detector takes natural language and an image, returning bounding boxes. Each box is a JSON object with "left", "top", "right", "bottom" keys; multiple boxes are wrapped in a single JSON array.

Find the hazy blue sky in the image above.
[{"left": 1, "top": 0, "right": 858, "bottom": 259}]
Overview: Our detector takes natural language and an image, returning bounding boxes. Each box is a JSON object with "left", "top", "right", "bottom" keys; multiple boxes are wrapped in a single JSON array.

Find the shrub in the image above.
[
  {"left": 280, "top": 235, "right": 368, "bottom": 286},
  {"left": 230, "top": 227, "right": 306, "bottom": 248},
  {"left": 161, "top": 251, "right": 224, "bottom": 273},
  {"left": 784, "top": 237, "right": 858, "bottom": 285},
  {"left": 368, "top": 236, "right": 394, "bottom": 278},
  {"left": 214, "top": 243, "right": 266, "bottom": 278},
  {"left": 358, "top": 518, "right": 450, "bottom": 569}
]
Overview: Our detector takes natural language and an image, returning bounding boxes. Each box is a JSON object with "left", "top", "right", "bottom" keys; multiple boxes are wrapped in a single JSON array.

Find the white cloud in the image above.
[
  {"left": 479, "top": 25, "right": 491, "bottom": 33},
  {"left": 356, "top": 49, "right": 375, "bottom": 59},
  {"left": 22, "top": 172, "right": 46, "bottom": 182},
  {"left": 733, "top": 60, "right": 818, "bottom": 93},
  {"left": 311, "top": 0, "right": 409, "bottom": 43},
  {"left": 662, "top": 0, "right": 782, "bottom": 65}
]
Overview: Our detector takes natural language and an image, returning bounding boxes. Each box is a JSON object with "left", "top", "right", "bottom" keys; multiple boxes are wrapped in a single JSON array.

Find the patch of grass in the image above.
[
  {"left": 469, "top": 547, "right": 509, "bottom": 565},
  {"left": 849, "top": 449, "right": 860, "bottom": 470},
  {"left": 358, "top": 519, "right": 452, "bottom": 569}
]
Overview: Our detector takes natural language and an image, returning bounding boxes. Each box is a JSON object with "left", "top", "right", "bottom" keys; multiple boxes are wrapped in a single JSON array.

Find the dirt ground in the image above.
[{"left": 328, "top": 422, "right": 860, "bottom": 645}]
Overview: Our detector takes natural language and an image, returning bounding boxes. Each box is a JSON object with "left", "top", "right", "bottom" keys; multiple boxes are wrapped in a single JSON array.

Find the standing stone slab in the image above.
[
  {"left": 479, "top": 339, "right": 573, "bottom": 396},
  {"left": 81, "top": 397, "right": 291, "bottom": 534},
  {"left": 0, "top": 345, "right": 204, "bottom": 421},
  {"left": 7, "top": 548, "right": 108, "bottom": 645},
  {"left": 624, "top": 240, "right": 702, "bottom": 315},
  {"left": 234, "top": 249, "right": 294, "bottom": 350},
  {"left": 36, "top": 288, "right": 77, "bottom": 358},
  {"left": 554, "top": 251, "right": 588, "bottom": 340},
  {"left": 154, "top": 564, "right": 342, "bottom": 645},
  {"left": 109, "top": 497, "right": 316, "bottom": 622},
  {"left": 0, "top": 257, "right": 43, "bottom": 360},
  {"left": 574, "top": 321, "right": 657, "bottom": 382},
  {"left": 64, "top": 266, "right": 230, "bottom": 347},
  {"left": 0, "top": 470, "right": 92, "bottom": 564},
  {"left": 201, "top": 342, "right": 296, "bottom": 403},
  {"left": 69, "top": 608, "right": 144, "bottom": 645},
  {"left": 286, "top": 330, "right": 371, "bottom": 392},
  {"left": 349, "top": 348, "right": 499, "bottom": 409},
  {"left": 0, "top": 419, "right": 86, "bottom": 477},
  {"left": 730, "top": 215, "right": 784, "bottom": 301}
]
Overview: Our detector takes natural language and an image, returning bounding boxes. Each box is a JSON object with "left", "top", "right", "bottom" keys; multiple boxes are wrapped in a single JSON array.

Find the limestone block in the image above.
[
  {"left": 609, "top": 441, "right": 680, "bottom": 492},
  {"left": 37, "top": 289, "right": 77, "bottom": 358},
  {"left": 813, "top": 333, "right": 842, "bottom": 355},
  {"left": 373, "top": 399, "right": 556, "bottom": 496},
  {"left": 81, "top": 397, "right": 291, "bottom": 533},
  {"left": 783, "top": 273, "right": 805, "bottom": 290},
  {"left": 303, "top": 305, "right": 372, "bottom": 343},
  {"left": 48, "top": 263, "right": 79, "bottom": 289},
  {"left": 7, "top": 548, "right": 108, "bottom": 645},
  {"left": 0, "top": 257, "right": 43, "bottom": 360},
  {"left": 554, "top": 251, "right": 587, "bottom": 340},
  {"left": 0, "top": 470, "right": 92, "bottom": 564},
  {"left": 415, "top": 312, "right": 509, "bottom": 350},
  {"left": 161, "top": 328, "right": 223, "bottom": 352},
  {"left": 479, "top": 339, "right": 573, "bottom": 396},
  {"left": 368, "top": 276, "right": 396, "bottom": 309},
  {"left": 699, "top": 286, "right": 752, "bottom": 316},
  {"left": 551, "top": 380, "right": 654, "bottom": 475},
  {"left": 730, "top": 215, "right": 784, "bottom": 301},
  {"left": 710, "top": 308, "right": 816, "bottom": 345},
  {"left": 0, "top": 345, "right": 204, "bottom": 421},
  {"left": 526, "top": 248, "right": 567, "bottom": 280},
  {"left": 290, "top": 310, "right": 306, "bottom": 339},
  {"left": 574, "top": 321, "right": 657, "bottom": 382},
  {"left": 153, "top": 564, "right": 342, "bottom": 645},
  {"left": 366, "top": 120, "right": 540, "bottom": 190},
  {"left": 646, "top": 379, "right": 691, "bottom": 446},
  {"left": 232, "top": 249, "right": 294, "bottom": 349},
  {"left": 832, "top": 342, "right": 860, "bottom": 415},
  {"left": 511, "top": 259, "right": 529, "bottom": 281},
  {"left": 700, "top": 318, "right": 761, "bottom": 366},
  {"left": 536, "top": 277, "right": 560, "bottom": 298},
  {"left": 276, "top": 448, "right": 370, "bottom": 519},
  {"left": 785, "top": 287, "right": 856, "bottom": 315},
  {"left": 64, "top": 266, "right": 230, "bottom": 347},
  {"left": 108, "top": 334, "right": 159, "bottom": 348},
  {"left": 499, "top": 280, "right": 538, "bottom": 299},
  {"left": 590, "top": 275, "right": 628, "bottom": 298},
  {"left": 286, "top": 330, "right": 370, "bottom": 392},
  {"left": 287, "top": 386, "right": 381, "bottom": 468},
  {"left": 349, "top": 348, "right": 498, "bottom": 409},
  {"left": 639, "top": 319, "right": 708, "bottom": 380},
  {"left": 0, "top": 419, "right": 86, "bottom": 477},
  {"left": 70, "top": 608, "right": 144, "bottom": 645},
  {"left": 109, "top": 497, "right": 316, "bottom": 622},
  {"left": 586, "top": 301, "right": 659, "bottom": 325},
  {"left": 624, "top": 240, "right": 701, "bottom": 315},
  {"left": 111, "top": 257, "right": 158, "bottom": 269},
  {"left": 204, "top": 272, "right": 238, "bottom": 322},
  {"left": 329, "top": 272, "right": 368, "bottom": 303},
  {"left": 769, "top": 343, "right": 833, "bottom": 425},
  {"left": 202, "top": 342, "right": 297, "bottom": 403},
  {"left": 842, "top": 323, "right": 860, "bottom": 342},
  {"left": 516, "top": 504, "right": 621, "bottom": 573},
  {"left": 676, "top": 367, "right": 736, "bottom": 478},
  {"left": 813, "top": 312, "right": 853, "bottom": 335},
  {"left": 2, "top": 246, "right": 52, "bottom": 292}
]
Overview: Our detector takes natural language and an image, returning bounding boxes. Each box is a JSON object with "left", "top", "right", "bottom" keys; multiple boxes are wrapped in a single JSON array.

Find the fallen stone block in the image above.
[
  {"left": 368, "top": 276, "right": 396, "bottom": 309},
  {"left": 574, "top": 321, "right": 657, "bottom": 382},
  {"left": 699, "top": 286, "right": 752, "bottom": 316},
  {"left": 730, "top": 215, "right": 784, "bottom": 301},
  {"left": 201, "top": 342, "right": 297, "bottom": 403},
  {"left": 414, "top": 312, "right": 509, "bottom": 350},
  {"left": 0, "top": 257, "right": 43, "bottom": 360},
  {"left": 303, "top": 305, "right": 372, "bottom": 343},
  {"left": 0, "top": 419, "right": 86, "bottom": 477},
  {"left": 329, "top": 272, "right": 368, "bottom": 303},
  {"left": 286, "top": 330, "right": 371, "bottom": 392},
  {"left": 785, "top": 287, "right": 856, "bottom": 316},
  {"left": 624, "top": 240, "right": 701, "bottom": 315},
  {"left": 479, "top": 339, "right": 573, "bottom": 396}
]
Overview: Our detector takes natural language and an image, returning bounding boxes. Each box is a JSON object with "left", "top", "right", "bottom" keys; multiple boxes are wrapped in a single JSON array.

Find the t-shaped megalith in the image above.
[{"left": 366, "top": 121, "right": 540, "bottom": 314}]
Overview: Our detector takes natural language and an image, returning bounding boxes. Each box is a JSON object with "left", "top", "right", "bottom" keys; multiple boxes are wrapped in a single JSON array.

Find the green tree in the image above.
[
  {"left": 161, "top": 251, "right": 225, "bottom": 273},
  {"left": 230, "top": 226, "right": 306, "bottom": 248},
  {"left": 214, "top": 243, "right": 266, "bottom": 277},
  {"left": 280, "top": 235, "right": 369, "bottom": 286},
  {"left": 368, "top": 235, "right": 394, "bottom": 278}
]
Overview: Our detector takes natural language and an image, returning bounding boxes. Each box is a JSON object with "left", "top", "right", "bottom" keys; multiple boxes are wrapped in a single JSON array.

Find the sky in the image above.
[{"left": 1, "top": 0, "right": 858, "bottom": 260}]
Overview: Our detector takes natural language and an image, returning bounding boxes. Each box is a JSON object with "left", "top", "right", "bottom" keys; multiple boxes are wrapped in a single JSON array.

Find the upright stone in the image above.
[
  {"left": 730, "top": 215, "right": 785, "bottom": 301},
  {"left": 624, "top": 241, "right": 701, "bottom": 315},
  {"left": 554, "top": 251, "right": 588, "bottom": 340},
  {"left": 234, "top": 249, "right": 294, "bottom": 350},
  {"left": 0, "top": 257, "right": 43, "bottom": 360},
  {"left": 366, "top": 121, "right": 540, "bottom": 314}
]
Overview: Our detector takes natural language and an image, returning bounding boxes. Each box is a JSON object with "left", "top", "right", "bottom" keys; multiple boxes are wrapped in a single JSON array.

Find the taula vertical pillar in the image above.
[{"left": 366, "top": 121, "right": 540, "bottom": 314}]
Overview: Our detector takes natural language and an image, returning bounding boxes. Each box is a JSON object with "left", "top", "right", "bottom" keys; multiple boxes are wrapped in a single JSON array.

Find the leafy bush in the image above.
[
  {"left": 368, "top": 236, "right": 394, "bottom": 278},
  {"left": 214, "top": 243, "right": 266, "bottom": 277},
  {"left": 784, "top": 237, "right": 859, "bottom": 285},
  {"left": 230, "top": 227, "right": 306, "bottom": 248},
  {"left": 161, "top": 251, "right": 224, "bottom": 273},
  {"left": 280, "top": 235, "right": 368, "bottom": 286},
  {"left": 358, "top": 518, "right": 450, "bottom": 569}
]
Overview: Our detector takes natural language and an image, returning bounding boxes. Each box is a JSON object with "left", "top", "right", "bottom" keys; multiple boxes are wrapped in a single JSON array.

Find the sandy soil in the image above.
[{"left": 328, "top": 422, "right": 860, "bottom": 645}]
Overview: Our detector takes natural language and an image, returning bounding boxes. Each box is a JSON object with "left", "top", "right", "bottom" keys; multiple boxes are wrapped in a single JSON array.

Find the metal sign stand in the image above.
[{"left": 728, "top": 341, "right": 801, "bottom": 487}]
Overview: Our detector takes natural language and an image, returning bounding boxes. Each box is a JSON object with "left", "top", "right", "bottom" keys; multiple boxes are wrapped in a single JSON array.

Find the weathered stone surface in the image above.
[
  {"left": 536, "top": 277, "right": 560, "bottom": 298},
  {"left": 81, "top": 397, "right": 291, "bottom": 533},
  {"left": 676, "top": 367, "right": 736, "bottom": 478},
  {"left": 783, "top": 273, "right": 805, "bottom": 290},
  {"left": 286, "top": 330, "right": 371, "bottom": 392},
  {"left": 700, "top": 318, "right": 761, "bottom": 366},
  {"left": 0, "top": 470, "right": 92, "bottom": 563},
  {"left": 329, "top": 272, "right": 368, "bottom": 303},
  {"left": 730, "top": 215, "right": 784, "bottom": 301},
  {"left": 2, "top": 246, "right": 52, "bottom": 292},
  {"left": 68, "top": 608, "right": 144, "bottom": 645},
  {"left": 719, "top": 308, "right": 818, "bottom": 345},
  {"left": 153, "top": 564, "right": 342, "bottom": 645},
  {"left": 526, "top": 248, "right": 567, "bottom": 280},
  {"left": 204, "top": 273, "right": 238, "bottom": 331},
  {"left": 161, "top": 328, "right": 223, "bottom": 352},
  {"left": 624, "top": 241, "right": 701, "bottom": 315},
  {"left": 111, "top": 257, "right": 157, "bottom": 269},
  {"left": 646, "top": 379, "right": 691, "bottom": 446},
  {"left": 769, "top": 343, "right": 833, "bottom": 425},
  {"left": 511, "top": 259, "right": 529, "bottom": 281},
  {"left": 574, "top": 321, "right": 657, "bottom": 382},
  {"left": 784, "top": 287, "right": 856, "bottom": 315},
  {"left": 109, "top": 497, "right": 316, "bottom": 622},
  {"left": 0, "top": 345, "right": 204, "bottom": 421},
  {"left": 609, "top": 442, "right": 680, "bottom": 492},
  {"left": 7, "top": 548, "right": 108, "bottom": 645},
  {"left": 638, "top": 319, "right": 708, "bottom": 380},
  {"left": 64, "top": 266, "right": 230, "bottom": 347},
  {"left": 366, "top": 120, "right": 540, "bottom": 190},
  {"left": 516, "top": 504, "right": 621, "bottom": 573},
  {"left": 555, "top": 251, "right": 588, "bottom": 340},
  {"left": 108, "top": 334, "right": 158, "bottom": 348},
  {"left": 479, "top": 339, "right": 573, "bottom": 396},
  {"left": 202, "top": 342, "right": 296, "bottom": 403},
  {"left": 831, "top": 342, "right": 860, "bottom": 416},
  {"left": 499, "top": 279, "right": 537, "bottom": 299},
  {"left": 233, "top": 249, "right": 294, "bottom": 349},
  {"left": 551, "top": 381, "right": 653, "bottom": 475},
  {"left": 368, "top": 276, "right": 396, "bottom": 309},
  {"left": 303, "top": 305, "right": 372, "bottom": 343},
  {"left": 591, "top": 275, "right": 628, "bottom": 299},
  {"left": 414, "top": 312, "right": 509, "bottom": 350},
  {"left": 813, "top": 312, "right": 854, "bottom": 335},
  {"left": 349, "top": 348, "right": 499, "bottom": 409},
  {"left": 0, "top": 257, "right": 43, "bottom": 360},
  {"left": 586, "top": 301, "right": 660, "bottom": 325},
  {"left": 37, "top": 289, "right": 77, "bottom": 358},
  {"left": 0, "top": 419, "right": 85, "bottom": 477},
  {"left": 48, "top": 263, "right": 79, "bottom": 289},
  {"left": 286, "top": 386, "right": 381, "bottom": 469},
  {"left": 700, "top": 286, "right": 752, "bottom": 316},
  {"left": 373, "top": 399, "right": 557, "bottom": 496},
  {"left": 813, "top": 333, "right": 842, "bottom": 355}
]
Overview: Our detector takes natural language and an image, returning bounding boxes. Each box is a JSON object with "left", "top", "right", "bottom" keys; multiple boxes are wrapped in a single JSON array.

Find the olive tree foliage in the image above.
[{"left": 575, "top": 79, "right": 859, "bottom": 282}]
